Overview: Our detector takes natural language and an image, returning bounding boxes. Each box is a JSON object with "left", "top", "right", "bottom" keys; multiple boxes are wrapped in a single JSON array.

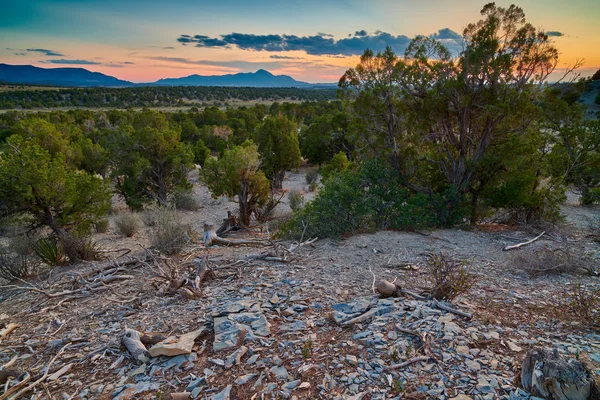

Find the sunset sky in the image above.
[{"left": 1, "top": 0, "right": 599, "bottom": 83}]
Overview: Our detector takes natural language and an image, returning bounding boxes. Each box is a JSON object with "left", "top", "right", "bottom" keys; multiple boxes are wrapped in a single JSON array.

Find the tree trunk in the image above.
[
  {"left": 470, "top": 191, "right": 479, "bottom": 225},
  {"left": 238, "top": 184, "right": 251, "bottom": 227},
  {"left": 272, "top": 170, "right": 285, "bottom": 190},
  {"left": 44, "top": 214, "right": 81, "bottom": 262}
]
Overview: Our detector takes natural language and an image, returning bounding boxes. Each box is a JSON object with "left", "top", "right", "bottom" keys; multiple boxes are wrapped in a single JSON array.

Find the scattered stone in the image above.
[
  {"left": 113, "top": 382, "right": 161, "bottom": 400},
  {"left": 506, "top": 340, "right": 523, "bottom": 352},
  {"left": 270, "top": 365, "right": 289, "bottom": 381},
  {"left": 213, "top": 313, "right": 270, "bottom": 351},
  {"left": 208, "top": 385, "right": 232, "bottom": 400},
  {"left": 225, "top": 346, "right": 247, "bottom": 369},
  {"left": 235, "top": 374, "right": 257, "bottom": 385},
  {"left": 148, "top": 328, "right": 205, "bottom": 357}
]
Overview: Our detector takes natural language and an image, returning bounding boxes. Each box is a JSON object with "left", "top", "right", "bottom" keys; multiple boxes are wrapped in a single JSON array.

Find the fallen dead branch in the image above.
[
  {"left": 503, "top": 231, "right": 545, "bottom": 251},
  {"left": 150, "top": 255, "right": 214, "bottom": 298},
  {"left": 2, "top": 274, "right": 133, "bottom": 299},
  {"left": 0, "top": 323, "right": 19, "bottom": 341},
  {"left": 385, "top": 356, "right": 433, "bottom": 371},
  {"left": 2, "top": 344, "right": 69, "bottom": 400},
  {"left": 432, "top": 299, "right": 472, "bottom": 319},
  {"left": 203, "top": 223, "right": 268, "bottom": 247}
]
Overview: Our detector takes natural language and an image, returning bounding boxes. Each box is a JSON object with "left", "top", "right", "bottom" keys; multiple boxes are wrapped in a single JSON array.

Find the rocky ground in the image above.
[{"left": 0, "top": 169, "right": 599, "bottom": 400}]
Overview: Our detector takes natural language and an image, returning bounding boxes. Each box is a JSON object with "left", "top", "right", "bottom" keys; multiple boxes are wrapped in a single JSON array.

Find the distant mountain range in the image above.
[
  {"left": 0, "top": 64, "right": 133, "bottom": 87},
  {"left": 0, "top": 64, "right": 334, "bottom": 88}
]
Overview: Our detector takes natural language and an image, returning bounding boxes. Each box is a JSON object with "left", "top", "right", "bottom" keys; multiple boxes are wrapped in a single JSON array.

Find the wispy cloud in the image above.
[
  {"left": 176, "top": 29, "right": 463, "bottom": 56},
  {"left": 269, "top": 55, "right": 303, "bottom": 60},
  {"left": 26, "top": 48, "right": 64, "bottom": 56},
  {"left": 42, "top": 59, "right": 101, "bottom": 65},
  {"left": 546, "top": 31, "right": 564, "bottom": 37}
]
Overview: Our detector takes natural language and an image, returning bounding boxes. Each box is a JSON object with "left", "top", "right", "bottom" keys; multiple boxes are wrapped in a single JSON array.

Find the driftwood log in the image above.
[
  {"left": 503, "top": 231, "right": 546, "bottom": 251},
  {"left": 375, "top": 280, "right": 472, "bottom": 318},
  {"left": 203, "top": 223, "right": 266, "bottom": 247},
  {"left": 521, "top": 348, "right": 592, "bottom": 400},
  {"left": 122, "top": 329, "right": 151, "bottom": 363}
]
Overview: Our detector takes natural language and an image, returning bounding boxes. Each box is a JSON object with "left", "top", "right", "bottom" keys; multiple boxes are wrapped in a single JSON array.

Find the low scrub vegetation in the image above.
[
  {"left": 288, "top": 189, "right": 305, "bottom": 211},
  {"left": 171, "top": 190, "right": 201, "bottom": 211},
  {"left": 115, "top": 213, "right": 142, "bottom": 237},
  {"left": 94, "top": 219, "right": 110, "bottom": 233},
  {"left": 0, "top": 250, "right": 37, "bottom": 281},
  {"left": 426, "top": 253, "right": 476, "bottom": 301},
  {"left": 150, "top": 208, "right": 191, "bottom": 255},
  {"left": 33, "top": 238, "right": 66, "bottom": 266},
  {"left": 511, "top": 245, "right": 596, "bottom": 277},
  {"left": 564, "top": 282, "right": 600, "bottom": 327},
  {"left": 281, "top": 161, "right": 466, "bottom": 238}
]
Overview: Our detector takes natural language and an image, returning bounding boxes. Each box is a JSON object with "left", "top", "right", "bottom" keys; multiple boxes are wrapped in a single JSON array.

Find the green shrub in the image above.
[
  {"left": 193, "top": 139, "right": 211, "bottom": 167},
  {"left": 94, "top": 219, "right": 110, "bottom": 233},
  {"left": 171, "top": 190, "right": 201, "bottom": 211},
  {"left": 305, "top": 170, "right": 318, "bottom": 185},
  {"left": 280, "top": 160, "right": 467, "bottom": 239},
  {"left": 151, "top": 209, "right": 191, "bottom": 254},
  {"left": 115, "top": 213, "right": 142, "bottom": 237},
  {"left": 581, "top": 187, "right": 600, "bottom": 205},
  {"left": 321, "top": 151, "right": 351, "bottom": 180},
  {"left": 288, "top": 189, "right": 305, "bottom": 211},
  {"left": 33, "top": 238, "right": 66, "bottom": 266}
]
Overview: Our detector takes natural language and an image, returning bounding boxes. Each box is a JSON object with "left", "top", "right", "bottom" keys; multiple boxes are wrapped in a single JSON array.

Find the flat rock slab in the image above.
[
  {"left": 149, "top": 328, "right": 205, "bottom": 357},
  {"left": 113, "top": 382, "right": 161, "bottom": 400},
  {"left": 208, "top": 384, "right": 232, "bottom": 400},
  {"left": 213, "top": 312, "right": 270, "bottom": 352},
  {"left": 331, "top": 298, "right": 377, "bottom": 324},
  {"left": 212, "top": 299, "right": 262, "bottom": 317}
]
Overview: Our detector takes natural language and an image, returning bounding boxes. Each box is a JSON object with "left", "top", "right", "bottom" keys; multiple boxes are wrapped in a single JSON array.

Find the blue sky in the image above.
[{"left": 1, "top": 0, "right": 599, "bottom": 82}]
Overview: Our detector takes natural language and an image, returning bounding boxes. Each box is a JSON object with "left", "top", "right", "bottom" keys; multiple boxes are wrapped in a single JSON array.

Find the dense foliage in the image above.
[
  {"left": 0, "top": 3, "right": 598, "bottom": 245},
  {"left": 0, "top": 85, "right": 336, "bottom": 109}
]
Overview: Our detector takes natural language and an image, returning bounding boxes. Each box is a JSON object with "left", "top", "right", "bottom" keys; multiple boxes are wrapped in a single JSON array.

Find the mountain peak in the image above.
[{"left": 255, "top": 69, "right": 273, "bottom": 76}]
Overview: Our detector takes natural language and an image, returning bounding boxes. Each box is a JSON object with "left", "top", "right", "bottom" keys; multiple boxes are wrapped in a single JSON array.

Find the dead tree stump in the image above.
[{"left": 521, "top": 348, "right": 592, "bottom": 400}]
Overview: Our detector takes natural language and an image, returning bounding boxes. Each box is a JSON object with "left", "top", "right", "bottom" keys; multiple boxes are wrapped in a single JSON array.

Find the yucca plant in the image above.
[{"left": 33, "top": 238, "right": 66, "bottom": 266}]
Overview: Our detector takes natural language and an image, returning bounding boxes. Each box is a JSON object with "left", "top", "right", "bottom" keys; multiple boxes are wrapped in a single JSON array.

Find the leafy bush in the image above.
[
  {"left": 321, "top": 151, "right": 351, "bottom": 180},
  {"left": 426, "top": 253, "right": 476, "bottom": 301},
  {"left": 151, "top": 209, "right": 191, "bottom": 255},
  {"left": 288, "top": 189, "right": 305, "bottom": 211},
  {"left": 171, "top": 190, "right": 201, "bottom": 211},
  {"left": 280, "top": 160, "right": 467, "bottom": 238},
  {"left": 94, "top": 219, "right": 110, "bottom": 233},
  {"left": 33, "top": 238, "right": 66, "bottom": 266},
  {"left": 115, "top": 213, "right": 142, "bottom": 237},
  {"left": 193, "top": 139, "right": 211, "bottom": 167},
  {"left": 581, "top": 187, "right": 600, "bottom": 205}
]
